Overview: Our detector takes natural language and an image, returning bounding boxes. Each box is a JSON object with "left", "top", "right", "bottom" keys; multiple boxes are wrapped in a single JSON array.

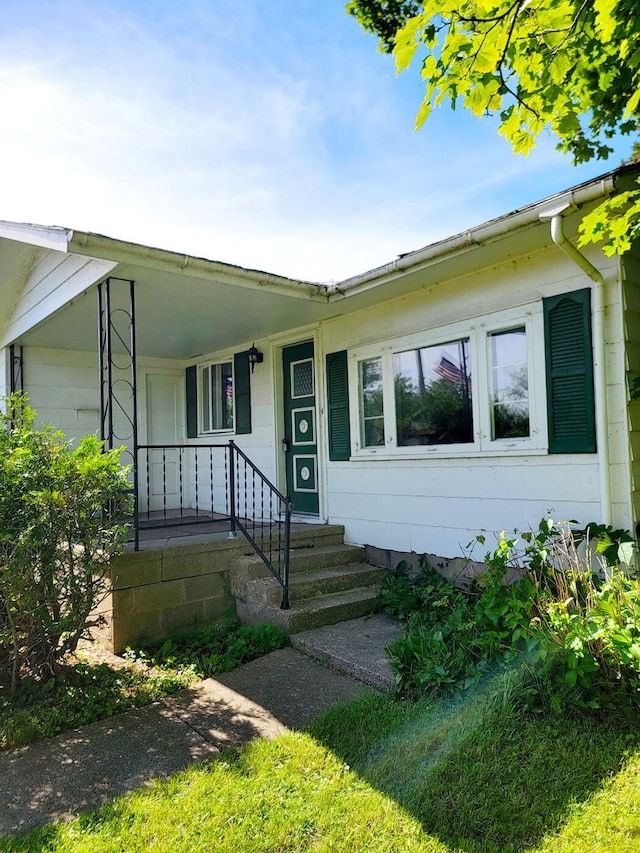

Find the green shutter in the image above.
[
  {"left": 186, "top": 365, "right": 198, "bottom": 438},
  {"left": 326, "top": 350, "right": 351, "bottom": 461},
  {"left": 543, "top": 288, "right": 596, "bottom": 453},
  {"left": 234, "top": 352, "right": 251, "bottom": 435}
]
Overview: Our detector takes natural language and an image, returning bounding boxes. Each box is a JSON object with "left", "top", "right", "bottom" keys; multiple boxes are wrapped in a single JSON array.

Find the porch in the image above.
[
  {"left": 132, "top": 438, "right": 290, "bottom": 565},
  {"left": 98, "top": 520, "right": 384, "bottom": 654}
]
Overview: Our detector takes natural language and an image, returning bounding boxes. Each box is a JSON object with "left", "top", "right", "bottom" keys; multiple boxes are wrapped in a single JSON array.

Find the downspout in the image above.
[{"left": 541, "top": 207, "right": 611, "bottom": 525}]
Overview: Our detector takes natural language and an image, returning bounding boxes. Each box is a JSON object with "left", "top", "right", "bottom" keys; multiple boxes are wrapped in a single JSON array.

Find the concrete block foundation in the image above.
[{"left": 94, "top": 537, "right": 246, "bottom": 653}]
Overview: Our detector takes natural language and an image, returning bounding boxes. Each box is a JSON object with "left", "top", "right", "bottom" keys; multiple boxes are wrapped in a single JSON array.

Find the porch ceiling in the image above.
[
  {"left": 5, "top": 196, "right": 573, "bottom": 360},
  {"left": 16, "top": 263, "right": 339, "bottom": 359}
]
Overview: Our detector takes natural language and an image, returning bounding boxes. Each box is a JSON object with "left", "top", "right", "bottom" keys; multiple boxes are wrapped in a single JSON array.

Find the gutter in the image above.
[
  {"left": 68, "top": 231, "right": 330, "bottom": 303},
  {"left": 332, "top": 177, "right": 617, "bottom": 300},
  {"left": 539, "top": 202, "right": 613, "bottom": 527}
]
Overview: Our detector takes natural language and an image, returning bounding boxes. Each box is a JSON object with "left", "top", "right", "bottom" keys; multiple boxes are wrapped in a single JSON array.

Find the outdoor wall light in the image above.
[{"left": 247, "top": 343, "right": 264, "bottom": 373}]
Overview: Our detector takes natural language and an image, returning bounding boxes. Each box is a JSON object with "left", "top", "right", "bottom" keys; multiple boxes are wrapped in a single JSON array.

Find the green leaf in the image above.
[
  {"left": 565, "top": 668, "right": 578, "bottom": 688},
  {"left": 593, "top": 0, "right": 619, "bottom": 40},
  {"left": 393, "top": 12, "right": 428, "bottom": 74}
]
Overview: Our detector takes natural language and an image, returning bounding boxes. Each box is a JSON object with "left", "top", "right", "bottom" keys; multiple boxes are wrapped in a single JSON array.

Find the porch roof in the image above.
[{"left": 0, "top": 224, "right": 339, "bottom": 359}]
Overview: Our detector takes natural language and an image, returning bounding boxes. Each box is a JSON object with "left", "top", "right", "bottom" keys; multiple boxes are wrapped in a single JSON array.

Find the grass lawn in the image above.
[{"left": 4, "top": 673, "right": 640, "bottom": 852}]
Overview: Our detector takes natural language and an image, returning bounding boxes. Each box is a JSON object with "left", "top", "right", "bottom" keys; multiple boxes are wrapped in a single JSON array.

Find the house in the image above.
[{"left": 1, "top": 163, "right": 639, "bottom": 649}]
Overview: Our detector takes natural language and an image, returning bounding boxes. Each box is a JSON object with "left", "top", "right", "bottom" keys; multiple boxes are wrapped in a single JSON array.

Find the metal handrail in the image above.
[
  {"left": 229, "top": 441, "right": 292, "bottom": 609},
  {"left": 134, "top": 441, "right": 292, "bottom": 609}
]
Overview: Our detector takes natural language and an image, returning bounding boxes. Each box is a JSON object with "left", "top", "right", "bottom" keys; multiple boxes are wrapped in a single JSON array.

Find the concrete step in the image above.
[
  {"left": 290, "top": 614, "right": 404, "bottom": 692},
  {"left": 235, "top": 543, "right": 365, "bottom": 581},
  {"left": 264, "top": 563, "right": 386, "bottom": 606},
  {"left": 289, "top": 543, "right": 366, "bottom": 573},
  {"left": 288, "top": 524, "right": 346, "bottom": 549},
  {"left": 248, "top": 587, "right": 380, "bottom": 634}
]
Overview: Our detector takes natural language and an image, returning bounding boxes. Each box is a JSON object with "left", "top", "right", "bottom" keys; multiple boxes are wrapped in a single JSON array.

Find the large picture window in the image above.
[
  {"left": 348, "top": 306, "right": 546, "bottom": 457},
  {"left": 201, "top": 361, "right": 233, "bottom": 432}
]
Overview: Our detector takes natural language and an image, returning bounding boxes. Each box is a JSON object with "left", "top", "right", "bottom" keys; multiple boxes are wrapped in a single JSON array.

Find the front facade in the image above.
[{"left": 2, "top": 165, "right": 640, "bottom": 564}]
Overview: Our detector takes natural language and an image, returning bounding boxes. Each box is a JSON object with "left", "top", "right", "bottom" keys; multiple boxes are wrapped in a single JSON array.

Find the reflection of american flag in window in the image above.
[
  {"left": 435, "top": 355, "right": 464, "bottom": 384},
  {"left": 226, "top": 378, "right": 233, "bottom": 397}
]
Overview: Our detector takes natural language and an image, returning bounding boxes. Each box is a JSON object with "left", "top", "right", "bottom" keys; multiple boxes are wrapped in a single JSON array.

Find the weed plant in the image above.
[
  {"left": 0, "top": 662, "right": 188, "bottom": 750},
  {"left": 125, "top": 620, "right": 287, "bottom": 679},
  {"left": 381, "top": 518, "right": 640, "bottom": 713}
]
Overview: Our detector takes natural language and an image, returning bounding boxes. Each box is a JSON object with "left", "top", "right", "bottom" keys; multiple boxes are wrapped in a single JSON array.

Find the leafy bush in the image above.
[
  {"left": 525, "top": 532, "right": 640, "bottom": 712},
  {"left": 378, "top": 556, "right": 450, "bottom": 619},
  {"left": 384, "top": 518, "right": 640, "bottom": 712},
  {"left": 384, "top": 556, "right": 531, "bottom": 699},
  {"left": 0, "top": 397, "right": 131, "bottom": 696},
  {"left": 126, "top": 620, "right": 288, "bottom": 679}
]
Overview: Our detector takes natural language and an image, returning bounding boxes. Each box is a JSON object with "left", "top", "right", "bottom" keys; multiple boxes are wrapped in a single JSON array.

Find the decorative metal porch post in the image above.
[
  {"left": 97, "top": 278, "right": 139, "bottom": 548},
  {"left": 9, "top": 344, "right": 23, "bottom": 395}
]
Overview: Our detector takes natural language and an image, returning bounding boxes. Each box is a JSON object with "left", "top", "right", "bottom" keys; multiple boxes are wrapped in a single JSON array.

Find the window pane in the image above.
[
  {"left": 201, "top": 366, "right": 210, "bottom": 432},
  {"left": 490, "top": 327, "right": 529, "bottom": 439},
  {"left": 207, "top": 362, "right": 234, "bottom": 431},
  {"left": 222, "top": 361, "right": 234, "bottom": 430},
  {"left": 359, "top": 357, "right": 385, "bottom": 447},
  {"left": 292, "top": 358, "right": 314, "bottom": 398},
  {"left": 394, "top": 339, "right": 473, "bottom": 446}
]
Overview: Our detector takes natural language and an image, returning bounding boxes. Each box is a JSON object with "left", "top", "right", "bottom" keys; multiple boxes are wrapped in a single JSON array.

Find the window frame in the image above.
[
  {"left": 348, "top": 305, "right": 547, "bottom": 459},
  {"left": 198, "top": 358, "right": 235, "bottom": 435}
]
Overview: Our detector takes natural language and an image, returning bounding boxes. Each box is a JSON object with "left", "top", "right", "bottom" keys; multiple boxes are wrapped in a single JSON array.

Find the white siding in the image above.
[
  {"left": 23, "top": 347, "right": 99, "bottom": 444},
  {"left": 317, "top": 243, "right": 629, "bottom": 558},
  {"left": 2, "top": 253, "right": 117, "bottom": 344}
]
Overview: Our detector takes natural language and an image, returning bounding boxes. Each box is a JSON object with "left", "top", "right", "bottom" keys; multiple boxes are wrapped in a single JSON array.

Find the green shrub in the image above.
[
  {"left": 384, "top": 518, "right": 640, "bottom": 713},
  {"left": 384, "top": 556, "right": 530, "bottom": 699},
  {"left": 378, "top": 556, "right": 455, "bottom": 620},
  {"left": 525, "top": 531, "right": 640, "bottom": 712},
  {"left": 0, "top": 397, "right": 131, "bottom": 696},
  {"left": 126, "top": 620, "right": 288, "bottom": 679}
]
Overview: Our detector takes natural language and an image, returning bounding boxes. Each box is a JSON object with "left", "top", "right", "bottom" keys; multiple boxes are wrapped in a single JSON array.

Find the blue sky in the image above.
[{"left": 0, "top": 0, "right": 633, "bottom": 281}]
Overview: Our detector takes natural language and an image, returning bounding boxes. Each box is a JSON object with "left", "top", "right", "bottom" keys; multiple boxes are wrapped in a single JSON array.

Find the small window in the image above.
[
  {"left": 359, "top": 357, "right": 385, "bottom": 447},
  {"left": 394, "top": 339, "right": 473, "bottom": 446},
  {"left": 201, "top": 361, "right": 233, "bottom": 432},
  {"left": 489, "top": 327, "right": 529, "bottom": 440}
]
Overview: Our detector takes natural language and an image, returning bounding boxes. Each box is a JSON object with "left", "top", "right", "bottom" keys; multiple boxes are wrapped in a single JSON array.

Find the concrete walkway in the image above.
[{"left": 0, "top": 613, "right": 402, "bottom": 838}]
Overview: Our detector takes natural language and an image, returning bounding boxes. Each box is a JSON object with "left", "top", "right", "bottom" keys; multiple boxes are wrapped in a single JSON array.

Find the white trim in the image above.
[{"left": 293, "top": 454, "right": 318, "bottom": 493}]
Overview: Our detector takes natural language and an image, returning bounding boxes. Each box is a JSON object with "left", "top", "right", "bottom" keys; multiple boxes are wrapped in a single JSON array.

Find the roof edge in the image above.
[
  {"left": 0, "top": 221, "right": 72, "bottom": 252},
  {"left": 67, "top": 230, "right": 331, "bottom": 302},
  {"left": 330, "top": 166, "right": 633, "bottom": 299}
]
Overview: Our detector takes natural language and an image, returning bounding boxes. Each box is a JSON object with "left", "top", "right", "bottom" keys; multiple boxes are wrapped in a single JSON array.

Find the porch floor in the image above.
[{"left": 127, "top": 510, "right": 318, "bottom": 552}]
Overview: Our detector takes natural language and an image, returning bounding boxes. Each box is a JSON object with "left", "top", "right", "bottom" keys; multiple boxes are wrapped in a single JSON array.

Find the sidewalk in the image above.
[{"left": 0, "top": 614, "right": 402, "bottom": 838}]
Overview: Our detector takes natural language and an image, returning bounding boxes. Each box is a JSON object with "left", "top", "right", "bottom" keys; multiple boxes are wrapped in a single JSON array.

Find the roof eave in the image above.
[
  {"left": 66, "top": 229, "right": 331, "bottom": 303},
  {"left": 329, "top": 169, "right": 626, "bottom": 301}
]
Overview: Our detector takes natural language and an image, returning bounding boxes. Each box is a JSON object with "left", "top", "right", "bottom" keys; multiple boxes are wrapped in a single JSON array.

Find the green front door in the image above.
[{"left": 283, "top": 341, "right": 319, "bottom": 515}]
